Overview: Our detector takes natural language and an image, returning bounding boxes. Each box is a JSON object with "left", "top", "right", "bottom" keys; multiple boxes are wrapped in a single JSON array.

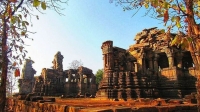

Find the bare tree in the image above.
[
  {"left": 68, "top": 60, "right": 83, "bottom": 69},
  {"left": 6, "top": 71, "right": 18, "bottom": 97}
]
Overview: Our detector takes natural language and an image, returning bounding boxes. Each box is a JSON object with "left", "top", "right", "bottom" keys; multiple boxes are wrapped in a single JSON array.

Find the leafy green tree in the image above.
[
  {"left": 95, "top": 69, "right": 103, "bottom": 84},
  {"left": 112, "top": 0, "right": 200, "bottom": 69},
  {"left": 0, "top": 0, "right": 67, "bottom": 111}
]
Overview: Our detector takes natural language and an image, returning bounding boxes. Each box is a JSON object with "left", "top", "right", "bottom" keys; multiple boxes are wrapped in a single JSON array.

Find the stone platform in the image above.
[{"left": 6, "top": 97, "right": 198, "bottom": 112}]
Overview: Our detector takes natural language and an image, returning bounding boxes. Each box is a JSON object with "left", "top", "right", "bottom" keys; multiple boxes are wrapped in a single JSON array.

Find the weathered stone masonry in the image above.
[
  {"left": 19, "top": 51, "right": 96, "bottom": 97},
  {"left": 96, "top": 28, "right": 197, "bottom": 100}
]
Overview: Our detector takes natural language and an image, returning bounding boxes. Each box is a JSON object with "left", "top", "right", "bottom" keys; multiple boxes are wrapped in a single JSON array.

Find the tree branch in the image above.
[
  {"left": 176, "top": 0, "right": 187, "bottom": 16},
  {"left": 11, "top": 0, "right": 25, "bottom": 16}
]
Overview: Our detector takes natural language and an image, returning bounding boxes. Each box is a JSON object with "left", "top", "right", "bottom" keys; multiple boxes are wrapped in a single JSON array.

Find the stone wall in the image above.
[{"left": 6, "top": 98, "right": 198, "bottom": 112}]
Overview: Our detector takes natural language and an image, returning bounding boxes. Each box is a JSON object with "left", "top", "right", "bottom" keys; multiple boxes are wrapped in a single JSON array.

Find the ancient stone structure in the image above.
[
  {"left": 52, "top": 51, "right": 64, "bottom": 71},
  {"left": 97, "top": 28, "right": 197, "bottom": 100},
  {"left": 20, "top": 51, "right": 97, "bottom": 97},
  {"left": 6, "top": 97, "right": 198, "bottom": 112},
  {"left": 64, "top": 66, "right": 96, "bottom": 97},
  {"left": 18, "top": 59, "right": 36, "bottom": 94}
]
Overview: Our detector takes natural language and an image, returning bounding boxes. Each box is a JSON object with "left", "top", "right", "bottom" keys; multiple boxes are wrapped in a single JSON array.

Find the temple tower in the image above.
[
  {"left": 18, "top": 59, "right": 36, "bottom": 94},
  {"left": 52, "top": 51, "right": 64, "bottom": 71},
  {"left": 96, "top": 41, "right": 114, "bottom": 99}
]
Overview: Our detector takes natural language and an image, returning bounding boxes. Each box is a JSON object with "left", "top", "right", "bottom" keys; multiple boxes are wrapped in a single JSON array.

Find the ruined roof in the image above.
[
  {"left": 129, "top": 27, "right": 177, "bottom": 52},
  {"left": 78, "top": 66, "right": 93, "bottom": 75}
]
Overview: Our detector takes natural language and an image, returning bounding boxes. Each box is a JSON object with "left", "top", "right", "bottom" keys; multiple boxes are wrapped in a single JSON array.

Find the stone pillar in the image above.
[
  {"left": 44, "top": 85, "right": 48, "bottom": 96},
  {"left": 137, "top": 58, "right": 143, "bottom": 73},
  {"left": 134, "top": 62, "right": 138, "bottom": 72},
  {"left": 101, "top": 41, "right": 114, "bottom": 88},
  {"left": 113, "top": 72, "right": 119, "bottom": 88},
  {"left": 107, "top": 71, "right": 113, "bottom": 88},
  {"left": 85, "top": 77, "right": 90, "bottom": 92},
  {"left": 148, "top": 58, "right": 153, "bottom": 76},
  {"left": 114, "top": 59, "right": 119, "bottom": 71},
  {"left": 153, "top": 53, "right": 159, "bottom": 74},
  {"left": 96, "top": 41, "right": 115, "bottom": 99},
  {"left": 148, "top": 53, "right": 154, "bottom": 70},
  {"left": 119, "top": 72, "right": 126, "bottom": 89},
  {"left": 101, "top": 41, "right": 114, "bottom": 72},
  {"left": 165, "top": 48, "right": 174, "bottom": 68},
  {"left": 136, "top": 48, "right": 145, "bottom": 74},
  {"left": 77, "top": 73, "right": 82, "bottom": 95},
  {"left": 106, "top": 71, "right": 113, "bottom": 98},
  {"left": 79, "top": 73, "right": 83, "bottom": 83},
  {"left": 176, "top": 52, "right": 183, "bottom": 68},
  {"left": 149, "top": 59, "right": 153, "bottom": 69},
  {"left": 68, "top": 72, "right": 71, "bottom": 84},
  {"left": 127, "top": 61, "right": 133, "bottom": 71},
  {"left": 142, "top": 53, "right": 147, "bottom": 74}
]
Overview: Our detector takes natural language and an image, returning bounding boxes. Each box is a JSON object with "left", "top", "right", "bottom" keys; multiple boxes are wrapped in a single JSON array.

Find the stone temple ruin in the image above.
[
  {"left": 18, "top": 28, "right": 198, "bottom": 100},
  {"left": 18, "top": 51, "right": 96, "bottom": 97},
  {"left": 97, "top": 27, "right": 197, "bottom": 100},
  {"left": 8, "top": 28, "right": 199, "bottom": 112}
]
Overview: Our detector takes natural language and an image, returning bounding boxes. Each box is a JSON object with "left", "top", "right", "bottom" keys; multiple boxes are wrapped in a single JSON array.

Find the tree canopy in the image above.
[
  {"left": 95, "top": 69, "right": 103, "bottom": 84},
  {"left": 113, "top": 0, "right": 199, "bottom": 33}
]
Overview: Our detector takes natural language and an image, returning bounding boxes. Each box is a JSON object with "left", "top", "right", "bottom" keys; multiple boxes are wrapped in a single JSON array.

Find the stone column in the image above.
[
  {"left": 102, "top": 41, "right": 114, "bottom": 73},
  {"left": 68, "top": 72, "right": 71, "bottom": 84},
  {"left": 44, "top": 85, "right": 48, "bottom": 96},
  {"left": 137, "top": 58, "right": 143, "bottom": 73},
  {"left": 80, "top": 73, "right": 83, "bottom": 83},
  {"left": 103, "top": 56, "right": 106, "bottom": 79},
  {"left": 114, "top": 59, "right": 119, "bottom": 71},
  {"left": 137, "top": 49, "right": 145, "bottom": 74},
  {"left": 113, "top": 72, "right": 119, "bottom": 88},
  {"left": 98, "top": 41, "right": 114, "bottom": 99},
  {"left": 153, "top": 53, "right": 159, "bottom": 74},
  {"left": 165, "top": 48, "right": 174, "bottom": 68},
  {"left": 102, "top": 41, "right": 114, "bottom": 88},
  {"left": 108, "top": 53, "right": 114, "bottom": 70},
  {"left": 127, "top": 61, "right": 133, "bottom": 71},
  {"left": 176, "top": 52, "right": 183, "bottom": 68},
  {"left": 142, "top": 53, "right": 147, "bottom": 74},
  {"left": 148, "top": 53, "right": 154, "bottom": 70},
  {"left": 107, "top": 71, "right": 113, "bottom": 88},
  {"left": 134, "top": 62, "right": 138, "bottom": 72},
  {"left": 86, "top": 77, "right": 90, "bottom": 92}
]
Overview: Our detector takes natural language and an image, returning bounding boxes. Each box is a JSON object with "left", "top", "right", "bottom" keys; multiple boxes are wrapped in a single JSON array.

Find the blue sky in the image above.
[{"left": 23, "top": 0, "right": 164, "bottom": 75}]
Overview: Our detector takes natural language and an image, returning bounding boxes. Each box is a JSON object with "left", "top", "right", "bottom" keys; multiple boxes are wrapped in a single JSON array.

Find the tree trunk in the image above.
[
  {"left": 185, "top": 0, "right": 200, "bottom": 66},
  {"left": 0, "top": 17, "right": 8, "bottom": 112},
  {"left": 186, "top": 0, "right": 200, "bottom": 111}
]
